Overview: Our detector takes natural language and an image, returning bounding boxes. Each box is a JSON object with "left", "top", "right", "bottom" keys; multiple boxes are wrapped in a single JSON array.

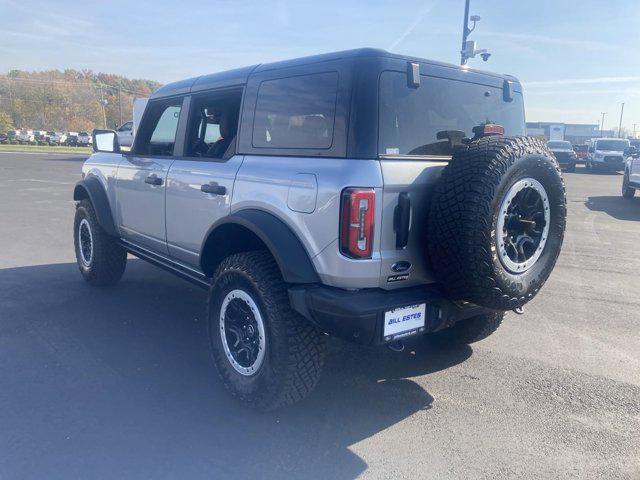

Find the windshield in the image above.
[
  {"left": 595, "top": 139, "right": 629, "bottom": 151},
  {"left": 547, "top": 141, "right": 572, "bottom": 149},
  {"left": 378, "top": 72, "right": 524, "bottom": 156}
]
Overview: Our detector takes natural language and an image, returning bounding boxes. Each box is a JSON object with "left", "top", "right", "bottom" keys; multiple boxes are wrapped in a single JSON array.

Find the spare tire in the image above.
[{"left": 427, "top": 136, "right": 566, "bottom": 310}]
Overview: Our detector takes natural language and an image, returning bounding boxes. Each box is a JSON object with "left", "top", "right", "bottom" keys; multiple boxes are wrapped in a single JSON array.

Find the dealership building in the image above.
[{"left": 526, "top": 122, "right": 615, "bottom": 145}]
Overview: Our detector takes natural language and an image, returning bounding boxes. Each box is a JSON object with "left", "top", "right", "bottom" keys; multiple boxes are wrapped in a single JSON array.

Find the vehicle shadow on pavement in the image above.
[
  {"left": 0, "top": 260, "right": 471, "bottom": 480},
  {"left": 585, "top": 195, "right": 640, "bottom": 221}
]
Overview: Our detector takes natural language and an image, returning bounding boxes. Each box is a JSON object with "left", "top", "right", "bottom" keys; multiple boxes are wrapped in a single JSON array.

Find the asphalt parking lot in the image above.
[{"left": 1, "top": 151, "right": 639, "bottom": 479}]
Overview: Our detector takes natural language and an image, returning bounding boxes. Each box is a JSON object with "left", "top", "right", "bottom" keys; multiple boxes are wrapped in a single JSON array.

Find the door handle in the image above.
[
  {"left": 201, "top": 182, "right": 226, "bottom": 195},
  {"left": 145, "top": 174, "right": 163, "bottom": 186}
]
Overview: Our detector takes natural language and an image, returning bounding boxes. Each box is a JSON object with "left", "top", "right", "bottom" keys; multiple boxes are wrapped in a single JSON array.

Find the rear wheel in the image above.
[
  {"left": 427, "top": 136, "right": 566, "bottom": 310},
  {"left": 622, "top": 171, "right": 636, "bottom": 199},
  {"left": 74, "top": 199, "right": 127, "bottom": 286},
  {"left": 208, "top": 251, "right": 326, "bottom": 411},
  {"left": 428, "top": 311, "right": 504, "bottom": 345}
]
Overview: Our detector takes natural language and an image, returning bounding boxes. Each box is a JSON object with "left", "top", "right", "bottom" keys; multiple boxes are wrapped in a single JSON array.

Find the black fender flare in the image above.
[
  {"left": 73, "top": 176, "right": 118, "bottom": 237},
  {"left": 200, "top": 209, "right": 319, "bottom": 284}
]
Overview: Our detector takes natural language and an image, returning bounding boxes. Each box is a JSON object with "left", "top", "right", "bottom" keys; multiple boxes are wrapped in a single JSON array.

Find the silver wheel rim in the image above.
[
  {"left": 496, "top": 178, "right": 550, "bottom": 274},
  {"left": 78, "top": 218, "right": 93, "bottom": 267},
  {"left": 219, "top": 289, "right": 266, "bottom": 376}
]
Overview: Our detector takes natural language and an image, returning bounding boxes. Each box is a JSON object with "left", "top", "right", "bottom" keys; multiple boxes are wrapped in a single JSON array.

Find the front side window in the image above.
[
  {"left": 135, "top": 101, "right": 182, "bottom": 156},
  {"left": 379, "top": 72, "right": 525, "bottom": 156},
  {"left": 252, "top": 72, "right": 338, "bottom": 150}
]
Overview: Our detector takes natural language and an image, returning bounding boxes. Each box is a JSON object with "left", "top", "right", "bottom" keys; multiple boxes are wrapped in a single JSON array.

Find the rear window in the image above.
[
  {"left": 252, "top": 72, "right": 338, "bottom": 149},
  {"left": 378, "top": 72, "right": 525, "bottom": 156},
  {"left": 548, "top": 141, "right": 572, "bottom": 149},
  {"left": 595, "top": 139, "right": 629, "bottom": 151}
]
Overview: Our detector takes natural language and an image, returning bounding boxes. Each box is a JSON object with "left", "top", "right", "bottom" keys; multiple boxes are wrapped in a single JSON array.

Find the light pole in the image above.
[
  {"left": 617, "top": 102, "right": 625, "bottom": 138},
  {"left": 600, "top": 112, "right": 606, "bottom": 137},
  {"left": 460, "top": 0, "right": 489, "bottom": 65}
]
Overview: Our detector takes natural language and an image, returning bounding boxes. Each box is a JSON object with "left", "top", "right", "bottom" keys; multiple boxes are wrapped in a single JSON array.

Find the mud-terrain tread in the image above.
[
  {"left": 74, "top": 199, "right": 126, "bottom": 286},
  {"left": 427, "top": 136, "right": 566, "bottom": 310},
  {"left": 208, "top": 251, "right": 326, "bottom": 411},
  {"left": 429, "top": 311, "right": 504, "bottom": 345}
]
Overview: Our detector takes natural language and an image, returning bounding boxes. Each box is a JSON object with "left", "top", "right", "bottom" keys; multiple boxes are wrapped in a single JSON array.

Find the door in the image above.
[
  {"left": 116, "top": 99, "right": 184, "bottom": 254},
  {"left": 165, "top": 89, "right": 244, "bottom": 267}
]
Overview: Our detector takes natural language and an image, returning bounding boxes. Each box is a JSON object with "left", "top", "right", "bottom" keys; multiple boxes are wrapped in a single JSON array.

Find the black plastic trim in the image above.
[
  {"left": 73, "top": 176, "right": 118, "bottom": 237},
  {"left": 288, "top": 283, "right": 490, "bottom": 345},
  {"left": 200, "top": 209, "right": 319, "bottom": 284}
]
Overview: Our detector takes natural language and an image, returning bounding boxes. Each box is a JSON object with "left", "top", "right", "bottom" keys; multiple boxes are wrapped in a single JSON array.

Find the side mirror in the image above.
[
  {"left": 92, "top": 129, "right": 121, "bottom": 153},
  {"left": 588, "top": 147, "right": 594, "bottom": 153}
]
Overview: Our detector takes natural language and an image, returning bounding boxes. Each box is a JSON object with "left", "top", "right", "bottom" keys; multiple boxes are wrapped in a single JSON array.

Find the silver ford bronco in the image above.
[{"left": 73, "top": 48, "right": 566, "bottom": 410}]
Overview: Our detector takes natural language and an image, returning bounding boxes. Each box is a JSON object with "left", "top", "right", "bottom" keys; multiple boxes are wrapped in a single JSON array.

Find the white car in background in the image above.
[
  {"left": 622, "top": 144, "right": 640, "bottom": 199},
  {"left": 115, "top": 121, "right": 133, "bottom": 147},
  {"left": 586, "top": 138, "right": 630, "bottom": 172},
  {"left": 77, "top": 131, "right": 92, "bottom": 146},
  {"left": 18, "top": 130, "right": 35, "bottom": 144}
]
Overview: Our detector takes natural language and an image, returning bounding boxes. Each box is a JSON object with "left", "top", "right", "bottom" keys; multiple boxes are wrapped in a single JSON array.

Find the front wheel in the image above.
[
  {"left": 622, "top": 171, "right": 636, "bottom": 199},
  {"left": 427, "top": 311, "right": 505, "bottom": 346},
  {"left": 207, "top": 251, "right": 326, "bottom": 411},
  {"left": 74, "top": 199, "right": 127, "bottom": 286}
]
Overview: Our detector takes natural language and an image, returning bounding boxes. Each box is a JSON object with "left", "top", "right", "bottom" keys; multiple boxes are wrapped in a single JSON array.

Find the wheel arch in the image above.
[
  {"left": 200, "top": 209, "right": 319, "bottom": 284},
  {"left": 73, "top": 176, "right": 118, "bottom": 237}
]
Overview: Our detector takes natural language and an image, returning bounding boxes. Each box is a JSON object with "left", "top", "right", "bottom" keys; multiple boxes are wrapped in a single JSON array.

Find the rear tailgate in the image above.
[{"left": 378, "top": 159, "right": 447, "bottom": 289}]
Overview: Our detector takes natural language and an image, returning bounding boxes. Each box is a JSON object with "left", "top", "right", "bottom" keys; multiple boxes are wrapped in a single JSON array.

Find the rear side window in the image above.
[
  {"left": 252, "top": 72, "right": 338, "bottom": 150},
  {"left": 379, "top": 72, "right": 525, "bottom": 156}
]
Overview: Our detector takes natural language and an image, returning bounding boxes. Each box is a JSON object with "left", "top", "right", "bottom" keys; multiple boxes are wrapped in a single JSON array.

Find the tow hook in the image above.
[
  {"left": 513, "top": 306, "right": 524, "bottom": 315},
  {"left": 388, "top": 340, "right": 405, "bottom": 352}
]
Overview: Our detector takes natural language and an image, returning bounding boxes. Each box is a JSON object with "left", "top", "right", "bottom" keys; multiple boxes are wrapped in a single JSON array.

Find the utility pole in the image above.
[
  {"left": 617, "top": 102, "right": 625, "bottom": 138},
  {"left": 118, "top": 86, "right": 123, "bottom": 126},
  {"left": 99, "top": 86, "right": 107, "bottom": 129},
  {"left": 600, "top": 112, "right": 606, "bottom": 137}
]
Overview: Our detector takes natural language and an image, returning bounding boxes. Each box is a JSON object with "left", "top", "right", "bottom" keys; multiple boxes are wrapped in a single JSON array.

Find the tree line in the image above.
[{"left": 0, "top": 69, "right": 161, "bottom": 133}]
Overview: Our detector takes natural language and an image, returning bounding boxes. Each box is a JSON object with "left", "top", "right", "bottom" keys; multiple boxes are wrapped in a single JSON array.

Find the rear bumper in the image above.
[{"left": 288, "top": 284, "right": 490, "bottom": 345}]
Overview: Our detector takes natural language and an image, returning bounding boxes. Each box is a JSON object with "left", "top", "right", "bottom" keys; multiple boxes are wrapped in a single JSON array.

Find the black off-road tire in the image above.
[
  {"left": 622, "top": 171, "right": 636, "bottom": 199},
  {"left": 74, "top": 199, "right": 127, "bottom": 286},
  {"left": 207, "top": 251, "right": 326, "bottom": 411},
  {"left": 428, "top": 311, "right": 505, "bottom": 346},
  {"left": 427, "top": 136, "right": 566, "bottom": 310}
]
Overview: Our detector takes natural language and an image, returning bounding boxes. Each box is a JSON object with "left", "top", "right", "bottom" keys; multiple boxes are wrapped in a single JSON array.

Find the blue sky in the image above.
[{"left": 1, "top": 0, "right": 639, "bottom": 130}]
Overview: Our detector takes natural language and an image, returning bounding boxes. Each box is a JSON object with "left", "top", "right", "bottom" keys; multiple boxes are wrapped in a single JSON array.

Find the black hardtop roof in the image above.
[{"left": 150, "top": 47, "right": 520, "bottom": 100}]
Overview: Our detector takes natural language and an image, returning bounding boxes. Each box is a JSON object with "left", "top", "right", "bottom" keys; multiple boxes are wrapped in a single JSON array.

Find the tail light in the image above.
[{"left": 340, "top": 188, "right": 375, "bottom": 259}]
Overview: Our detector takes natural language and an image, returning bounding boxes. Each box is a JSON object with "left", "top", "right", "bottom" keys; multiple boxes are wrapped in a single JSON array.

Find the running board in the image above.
[{"left": 119, "top": 240, "right": 211, "bottom": 290}]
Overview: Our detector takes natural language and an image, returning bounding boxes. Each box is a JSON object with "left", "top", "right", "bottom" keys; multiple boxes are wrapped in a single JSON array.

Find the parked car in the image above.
[
  {"left": 622, "top": 146, "right": 640, "bottom": 198},
  {"left": 66, "top": 132, "right": 79, "bottom": 146},
  {"left": 586, "top": 138, "right": 630, "bottom": 172},
  {"left": 547, "top": 140, "right": 577, "bottom": 172},
  {"left": 0, "top": 132, "right": 7, "bottom": 144},
  {"left": 115, "top": 121, "right": 133, "bottom": 147},
  {"left": 7, "top": 130, "right": 20, "bottom": 144},
  {"left": 18, "top": 130, "right": 35, "bottom": 144},
  {"left": 49, "top": 132, "right": 67, "bottom": 146},
  {"left": 34, "top": 130, "right": 48, "bottom": 145},
  {"left": 73, "top": 48, "right": 567, "bottom": 410},
  {"left": 77, "top": 131, "right": 93, "bottom": 146},
  {"left": 572, "top": 144, "right": 588, "bottom": 163}
]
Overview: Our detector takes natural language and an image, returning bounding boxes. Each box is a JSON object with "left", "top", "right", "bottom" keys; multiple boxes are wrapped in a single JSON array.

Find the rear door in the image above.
[
  {"left": 377, "top": 69, "right": 525, "bottom": 289},
  {"left": 115, "top": 97, "right": 185, "bottom": 254},
  {"left": 165, "top": 89, "right": 244, "bottom": 268}
]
